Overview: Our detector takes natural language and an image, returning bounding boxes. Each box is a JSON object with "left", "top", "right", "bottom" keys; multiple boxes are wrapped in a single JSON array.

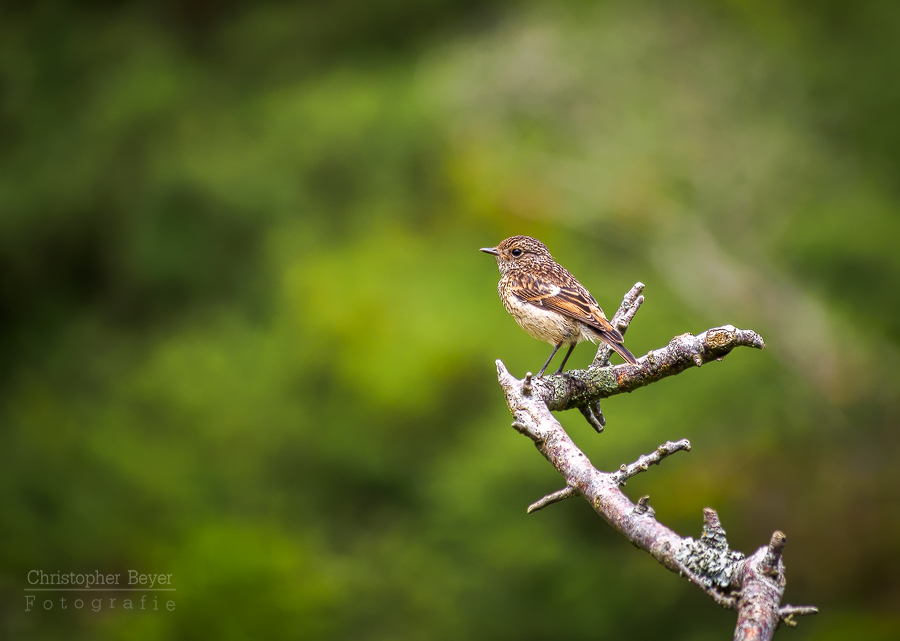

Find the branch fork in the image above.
[{"left": 493, "top": 282, "right": 815, "bottom": 640}]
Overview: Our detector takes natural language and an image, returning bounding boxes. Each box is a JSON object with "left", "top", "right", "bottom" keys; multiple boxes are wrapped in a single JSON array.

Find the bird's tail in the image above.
[
  {"left": 602, "top": 332, "right": 639, "bottom": 365},
  {"left": 589, "top": 314, "right": 639, "bottom": 365}
]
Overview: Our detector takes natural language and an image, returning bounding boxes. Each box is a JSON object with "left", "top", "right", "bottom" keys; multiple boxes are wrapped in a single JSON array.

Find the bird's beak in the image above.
[{"left": 480, "top": 247, "right": 500, "bottom": 256}]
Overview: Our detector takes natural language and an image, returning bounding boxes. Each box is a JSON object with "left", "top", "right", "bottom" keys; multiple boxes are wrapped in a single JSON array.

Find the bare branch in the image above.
[
  {"left": 761, "top": 531, "right": 787, "bottom": 576},
  {"left": 498, "top": 357, "right": 688, "bottom": 569},
  {"left": 578, "top": 400, "right": 605, "bottom": 433},
  {"left": 593, "top": 282, "right": 646, "bottom": 367},
  {"left": 522, "top": 371, "right": 533, "bottom": 396},
  {"left": 492, "top": 283, "right": 815, "bottom": 639},
  {"left": 732, "top": 541, "right": 786, "bottom": 640},
  {"left": 527, "top": 486, "right": 578, "bottom": 514},
  {"left": 632, "top": 495, "right": 653, "bottom": 516},
  {"left": 581, "top": 282, "right": 645, "bottom": 430},
  {"left": 778, "top": 605, "right": 819, "bottom": 628},
  {"left": 611, "top": 439, "right": 692, "bottom": 486},
  {"left": 530, "top": 324, "right": 766, "bottom": 413}
]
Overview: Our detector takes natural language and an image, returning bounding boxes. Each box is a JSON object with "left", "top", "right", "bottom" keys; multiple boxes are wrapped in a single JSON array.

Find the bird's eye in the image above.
[{"left": 511, "top": 248, "right": 523, "bottom": 257}]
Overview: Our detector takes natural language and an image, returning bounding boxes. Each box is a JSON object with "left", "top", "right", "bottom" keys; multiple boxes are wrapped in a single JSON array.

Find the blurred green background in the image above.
[{"left": 2, "top": 0, "right": 899, "bottom": 639}]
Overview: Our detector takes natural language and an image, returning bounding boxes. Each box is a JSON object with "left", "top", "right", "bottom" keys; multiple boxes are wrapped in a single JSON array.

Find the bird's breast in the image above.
[{"left": 498, "top": 280, "right": 581, "bottom": 345}]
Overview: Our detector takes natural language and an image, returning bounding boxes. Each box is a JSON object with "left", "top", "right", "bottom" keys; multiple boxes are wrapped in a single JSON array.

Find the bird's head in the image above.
[{"left": 480, "top": 236, "right": 553, "bottom": 274}]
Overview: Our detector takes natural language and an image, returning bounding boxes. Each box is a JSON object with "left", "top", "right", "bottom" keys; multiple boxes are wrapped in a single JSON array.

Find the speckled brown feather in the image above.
[
  {"left": 482, "top": 235, "right": 638, "bottom": 367},
  {"left": 511, "top": 266, "right": 625, "bottom": 342}
]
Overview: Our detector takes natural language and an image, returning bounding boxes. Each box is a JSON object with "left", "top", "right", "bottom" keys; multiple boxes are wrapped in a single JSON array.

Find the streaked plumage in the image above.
[{"left": 480, "top": 235, "right": 638, "bottom": 376}]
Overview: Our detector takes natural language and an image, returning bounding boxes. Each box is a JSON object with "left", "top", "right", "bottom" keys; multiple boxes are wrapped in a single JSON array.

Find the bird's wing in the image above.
[{"left": 514, "top": 274, "right": 624, "bottom": 343}]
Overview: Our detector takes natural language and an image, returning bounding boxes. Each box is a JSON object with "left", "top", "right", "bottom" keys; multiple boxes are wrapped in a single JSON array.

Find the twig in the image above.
[
  {"left": 632, "top": 495, "right": 652, "bottom": 516},
  {"left": 593, "top": 282, "right": 646, "bottom": 367},
  {"left": 577, "top": 401, "right": 605, "bottom": 433},
  {"left": 527, "top": 486, "right": 578, "bottom": 513},
  {"left": 611, "top": 439, "right": 692, "bottom": 486},
  {"left": 778, "top": 605, "right": 819, "bottom": 628}
]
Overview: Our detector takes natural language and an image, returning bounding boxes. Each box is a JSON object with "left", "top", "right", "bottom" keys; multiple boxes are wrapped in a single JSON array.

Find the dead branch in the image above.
[{"left": 493, "top": 282, "right": 816, "bottom": 640}]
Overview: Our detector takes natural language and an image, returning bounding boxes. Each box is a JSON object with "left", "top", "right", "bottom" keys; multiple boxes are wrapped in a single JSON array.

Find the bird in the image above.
[{"left": 480, "top": 235, "right": 638, "bottom": 377}]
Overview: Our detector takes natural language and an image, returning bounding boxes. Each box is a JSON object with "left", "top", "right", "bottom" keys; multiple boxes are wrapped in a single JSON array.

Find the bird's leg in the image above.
[
  {"left": 536, "top": 342, "right": 563, "bottom": 378},
  {"left": 553, "top": 344, "right": 577, "bottom": 375}
]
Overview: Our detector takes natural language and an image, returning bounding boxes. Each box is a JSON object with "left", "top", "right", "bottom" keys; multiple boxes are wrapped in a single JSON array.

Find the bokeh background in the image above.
[{"left": 2, "top": 0, "right": 899, "bottom": 639}]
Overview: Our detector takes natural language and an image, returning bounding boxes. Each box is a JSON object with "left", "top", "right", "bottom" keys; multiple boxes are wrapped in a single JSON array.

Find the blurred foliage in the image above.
[{"left": 1, "top": 0, "right": 899, "bottom": 639}]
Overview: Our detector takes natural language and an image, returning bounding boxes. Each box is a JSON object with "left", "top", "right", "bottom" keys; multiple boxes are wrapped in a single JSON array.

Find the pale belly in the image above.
[{"left": 502, "top": 293, "right": 594, "bottom": 346}]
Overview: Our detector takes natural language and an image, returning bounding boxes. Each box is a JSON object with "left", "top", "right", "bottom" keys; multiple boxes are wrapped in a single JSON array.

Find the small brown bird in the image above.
[{"left": 481, "top": 235, "right": 638, "bottom": 376}]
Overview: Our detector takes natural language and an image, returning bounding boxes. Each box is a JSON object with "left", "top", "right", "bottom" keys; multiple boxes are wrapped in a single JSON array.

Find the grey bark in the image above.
[{"left": 495, "top": 282, "right": 817, "bottom": 640}]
